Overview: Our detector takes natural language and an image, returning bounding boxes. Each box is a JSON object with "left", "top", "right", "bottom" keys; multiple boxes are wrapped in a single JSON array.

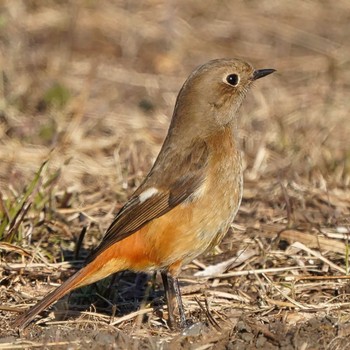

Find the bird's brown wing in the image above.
[{"left": 87, "top": 140, "right": 209, "bottom": 262}]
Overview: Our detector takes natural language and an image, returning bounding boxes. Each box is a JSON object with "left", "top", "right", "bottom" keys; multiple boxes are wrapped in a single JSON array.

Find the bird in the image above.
[{"left": 13, "top": 58, "right": 275, "bottom": 330}]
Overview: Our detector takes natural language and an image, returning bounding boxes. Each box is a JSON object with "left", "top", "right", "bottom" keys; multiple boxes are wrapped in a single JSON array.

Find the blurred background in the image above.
[
  {"left": 1, "top": 1, "right": 350, "bottom": 345},
  {"left": 0, "top": 0, "right": 349, "bottom": 196}
]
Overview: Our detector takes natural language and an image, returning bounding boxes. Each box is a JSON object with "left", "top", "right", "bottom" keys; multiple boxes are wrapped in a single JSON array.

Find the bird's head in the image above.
[{"left": 171, "top": 58, "right": 275, "bottom": 138}]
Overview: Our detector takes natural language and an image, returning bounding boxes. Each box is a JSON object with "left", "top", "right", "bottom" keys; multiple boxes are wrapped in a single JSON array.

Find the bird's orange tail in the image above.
[
  {"left": 12, "top": 266, "right": 90, "bottom": 329},
  {"left": 12, "top": 253, "right": 126, "bottom": 329}
]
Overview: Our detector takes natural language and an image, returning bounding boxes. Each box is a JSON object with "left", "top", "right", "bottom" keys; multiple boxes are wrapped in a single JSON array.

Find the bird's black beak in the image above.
[{"left": 253, "top": 69, "right": 276, "bottom": 80}]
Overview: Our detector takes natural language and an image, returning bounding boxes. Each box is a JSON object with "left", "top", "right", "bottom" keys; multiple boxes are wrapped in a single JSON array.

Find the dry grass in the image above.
[{"left": 0, "top": 1, "right": 349, "bottom": 349}]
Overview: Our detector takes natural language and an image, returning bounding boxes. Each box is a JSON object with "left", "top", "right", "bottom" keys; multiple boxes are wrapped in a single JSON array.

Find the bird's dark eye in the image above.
[{"left": 226, "top": 74, "right": 239, "bottom": 86}]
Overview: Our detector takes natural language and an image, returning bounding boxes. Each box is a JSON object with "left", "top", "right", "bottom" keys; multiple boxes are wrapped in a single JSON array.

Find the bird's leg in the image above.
[
  {"left": 168, "top": 275, "right": 186, "bottom": 329},
  {"left": 161, "top": 271, "right": 176, "bottom": 328},
  {"left": 161, "top": 271, "right": 186, "bottom": 329},
  {"left": 163, "top": 261, "right": 187, "bottom": 329}
]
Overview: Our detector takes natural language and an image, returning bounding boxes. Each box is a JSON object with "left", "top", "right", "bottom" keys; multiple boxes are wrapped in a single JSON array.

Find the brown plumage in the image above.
[{"left": 13, "top": 58, "right": 275, "bottom": 329}]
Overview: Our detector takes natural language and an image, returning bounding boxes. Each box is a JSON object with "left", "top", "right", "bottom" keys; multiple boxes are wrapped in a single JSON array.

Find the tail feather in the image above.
[
  {"left": 13, "top": 248, "right": 129, "bottom": 329},
  {"left": 13, "top": 266, "right": 90, "bottom": 329}
]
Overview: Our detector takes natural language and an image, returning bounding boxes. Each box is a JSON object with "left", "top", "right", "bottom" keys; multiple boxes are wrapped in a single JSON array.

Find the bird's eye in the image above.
[{"left": 226, "top": 74, "right": 239, "bottom": 86}]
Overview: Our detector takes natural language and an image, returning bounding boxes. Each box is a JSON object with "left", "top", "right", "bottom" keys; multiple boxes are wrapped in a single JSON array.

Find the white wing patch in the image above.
[{"left": 138, "top": 187, "right": 159, "bottom": 203}]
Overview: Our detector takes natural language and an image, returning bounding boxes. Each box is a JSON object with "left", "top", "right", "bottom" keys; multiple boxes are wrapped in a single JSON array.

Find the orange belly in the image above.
[
  {"left": 90, "top": 204, "right": 197, "bottom": 272},
  {"left": 85, "top": 128, "right": 243, "bottom": 283}
]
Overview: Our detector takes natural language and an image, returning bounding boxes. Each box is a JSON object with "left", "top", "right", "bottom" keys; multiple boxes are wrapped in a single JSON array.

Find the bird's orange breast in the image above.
[{"left": 89, "top": 127, "right": 243, "bottom": 277}]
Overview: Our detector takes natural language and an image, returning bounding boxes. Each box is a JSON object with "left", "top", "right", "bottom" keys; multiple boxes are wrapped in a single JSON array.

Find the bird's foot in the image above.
[{"left": 180, "top": 321, "right": 207, "bottom": 336}]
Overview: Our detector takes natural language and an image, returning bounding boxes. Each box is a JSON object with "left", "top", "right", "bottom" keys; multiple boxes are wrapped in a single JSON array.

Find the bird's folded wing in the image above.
[{"left": 87, "top": 141, "right": 209, "bottom": 262}]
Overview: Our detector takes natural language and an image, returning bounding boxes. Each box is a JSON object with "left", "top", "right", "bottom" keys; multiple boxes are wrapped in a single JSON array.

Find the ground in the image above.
[{"left": 0, "top": 1, "right": 349, "bottom": 349}]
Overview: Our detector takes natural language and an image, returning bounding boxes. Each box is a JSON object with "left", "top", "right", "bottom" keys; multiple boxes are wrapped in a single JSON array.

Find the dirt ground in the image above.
[{"left": 0, "top": 1, "right": 350, "bottom": 349}]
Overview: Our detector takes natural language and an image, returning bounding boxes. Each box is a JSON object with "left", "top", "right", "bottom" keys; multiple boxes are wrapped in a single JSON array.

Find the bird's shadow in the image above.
[{"left": 50, "top": 246, "right": 166, "bottom": 322}]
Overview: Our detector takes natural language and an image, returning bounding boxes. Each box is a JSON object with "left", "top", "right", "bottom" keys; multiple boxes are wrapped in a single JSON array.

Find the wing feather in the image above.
[{"left": 86, "top": 140, "right": 209, "bottom": 262}]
